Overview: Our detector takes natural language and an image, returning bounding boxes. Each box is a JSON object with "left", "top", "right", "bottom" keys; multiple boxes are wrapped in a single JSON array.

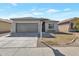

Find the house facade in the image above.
[
  {"left": 0, "top": 18, "right": 11, "bottom": 33},
  {"left": 11, "top": 17, "right": 59, "bottom": 33},
  {"left": 58, "top": 17, "right": 79, "bottom": 33}
]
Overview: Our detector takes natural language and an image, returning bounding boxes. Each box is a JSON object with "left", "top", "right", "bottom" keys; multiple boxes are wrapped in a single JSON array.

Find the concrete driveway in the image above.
[
  {"left": 0, "top": 37, "right": 38, "bottom": 48},
  {"left": 0, "top": 33, "right": 54, "bottom": 56},
  {"left": 0, "top": 33, "right": 39, "bottom": 48},
  {"left": 0, "top": 33, "right": 9, "bottom": 37}
]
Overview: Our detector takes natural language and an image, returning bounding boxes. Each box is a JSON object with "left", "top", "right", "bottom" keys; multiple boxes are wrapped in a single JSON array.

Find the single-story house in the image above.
[
  {"left": 0, "top": 18, "right": 11, "bottom": 33},
  {"left": 10, "top": 17, "right": 59, "bottom": 33},
  {"left": 58, "top": 17, "right": 79, "bottom": 33}
]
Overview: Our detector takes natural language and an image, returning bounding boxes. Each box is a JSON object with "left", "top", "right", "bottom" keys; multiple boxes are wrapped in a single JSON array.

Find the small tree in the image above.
[{"left": 75, "top": 23, "right": 79, "bottom": 31}]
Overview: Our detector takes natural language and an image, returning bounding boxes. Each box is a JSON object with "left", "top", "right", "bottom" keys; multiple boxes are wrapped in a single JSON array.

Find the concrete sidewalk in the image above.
[
  {"left": 0, "top": 47, "right": 54, "bottom": 56},
  {"left": 52, "top": 47, "right": 79, "bottom": 56},
  {"left": 0, "top": 46, "right": 79, "bottom": 56}
]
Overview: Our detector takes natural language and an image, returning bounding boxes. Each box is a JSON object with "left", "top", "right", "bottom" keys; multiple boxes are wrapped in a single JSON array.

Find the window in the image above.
[{"left": 48, "top": 24, "right": 54, "bottom": 29}]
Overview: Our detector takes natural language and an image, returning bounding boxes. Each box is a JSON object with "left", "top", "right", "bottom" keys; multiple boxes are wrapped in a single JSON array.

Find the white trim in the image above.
[{"left": 40, "top": 21, "right": 42, "bottom": 39}]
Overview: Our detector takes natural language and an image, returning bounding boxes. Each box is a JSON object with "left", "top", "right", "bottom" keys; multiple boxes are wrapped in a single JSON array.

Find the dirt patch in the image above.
[{"left": 41, "top": 33, "right": 75, "bottom": 46}]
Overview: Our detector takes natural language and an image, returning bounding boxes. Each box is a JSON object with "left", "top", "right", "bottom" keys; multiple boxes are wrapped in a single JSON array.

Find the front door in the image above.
[{"left": 42, "top": 22, "right": 45, "bottom": 32}]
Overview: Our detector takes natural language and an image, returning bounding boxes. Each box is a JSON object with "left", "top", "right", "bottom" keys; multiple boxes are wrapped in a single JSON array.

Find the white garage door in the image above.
[{"left": 16, "top": 23, "right": 38, "bottom": 32}]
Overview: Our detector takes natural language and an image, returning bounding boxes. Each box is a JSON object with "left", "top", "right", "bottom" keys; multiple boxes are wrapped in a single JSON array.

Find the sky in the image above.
[{"left": 0, "top": 3, "right": 79, "bottom": 21}]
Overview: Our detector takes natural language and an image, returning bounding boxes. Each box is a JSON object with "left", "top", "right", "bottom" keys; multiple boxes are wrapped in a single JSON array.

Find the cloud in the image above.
[
  {"left": 8, "top": 11, "right": 44, "bottom": 18},
  {"left": 47, "top": 9, "right": 59, "bottom": 13},
  {"left": 50, "top": 11, "right": 73, "bottom": 21},
  {"left": 22, "top": 13, "right": 34, "bottom": 17},
  {"left": 31, "top": 8, "right": 36, "bottom": 11},
  {"left": 29, "top": 8, "right": 44, "bottom": 15},
  {"left": 10, "top": 3, "right": 17, "bottom": 6},
  {"left": 8, "top": 11, "right": 34, "bottom": 18},
  {"left": 64, "top": 8, "right": 71, "bottom": 11},
  {"left": 32, "top": 12, "right": 43, "bottom": 15}
]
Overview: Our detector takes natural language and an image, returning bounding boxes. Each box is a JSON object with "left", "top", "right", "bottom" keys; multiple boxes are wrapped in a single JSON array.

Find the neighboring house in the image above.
[
  {"left": 0, "top": 18, "right": 11, "bottom": 33},
  {"left": 10, "top": 17, "right": 59, "bottom": 33},
  {"left": 58, "top": 17, "right": 79, "bottom": 33}
]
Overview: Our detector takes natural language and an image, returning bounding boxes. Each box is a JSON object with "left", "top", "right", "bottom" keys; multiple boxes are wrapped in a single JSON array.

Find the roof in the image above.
[
  {"left": 58, "top": 17, "right": 79, "bottom": 25},
  {"left": 10, "top": 17, "right": 49, "bottom": 21},
  {"left": 10, "top": 17, "right": 59, "bottom": 22},
  {"left": 0, "top": 18, "right": 12, "bottom": 23}
]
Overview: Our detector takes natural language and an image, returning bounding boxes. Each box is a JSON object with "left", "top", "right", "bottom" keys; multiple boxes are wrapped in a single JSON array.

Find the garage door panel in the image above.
[{"left": 16, "top": 23, "right": 38, "bottom": 32}]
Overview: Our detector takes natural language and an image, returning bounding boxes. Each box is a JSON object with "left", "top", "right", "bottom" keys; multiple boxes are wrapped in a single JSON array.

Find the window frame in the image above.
[{"left": 48, "top": 24, "right": 54, "bottom": 29}]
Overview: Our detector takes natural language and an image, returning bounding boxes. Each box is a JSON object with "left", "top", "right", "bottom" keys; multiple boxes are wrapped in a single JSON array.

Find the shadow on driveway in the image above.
[
  {"left": 8, "top": 32, "right": 55, "bottom": 38},
  {"left": 8, "top": 33, "right": 38, "bottom": 37}
]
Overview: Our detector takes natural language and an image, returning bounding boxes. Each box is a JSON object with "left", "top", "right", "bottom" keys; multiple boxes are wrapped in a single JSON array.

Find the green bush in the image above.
[{"left": 75, "top": 23, "right": 79, "bottom": 31}]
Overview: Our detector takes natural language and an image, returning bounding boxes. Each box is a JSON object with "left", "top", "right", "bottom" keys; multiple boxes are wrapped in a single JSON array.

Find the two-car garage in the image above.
[{"left": 16, "top": 23, "right": 38, "bottom": 33}]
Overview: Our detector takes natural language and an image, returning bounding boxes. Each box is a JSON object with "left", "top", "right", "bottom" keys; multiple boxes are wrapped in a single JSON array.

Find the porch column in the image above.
[
  {"left": 40, "top": 21, "right": 42, "bottom": 39},
  {"left": 11, "top": 21, "right": 16, "bottom": 33}
]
